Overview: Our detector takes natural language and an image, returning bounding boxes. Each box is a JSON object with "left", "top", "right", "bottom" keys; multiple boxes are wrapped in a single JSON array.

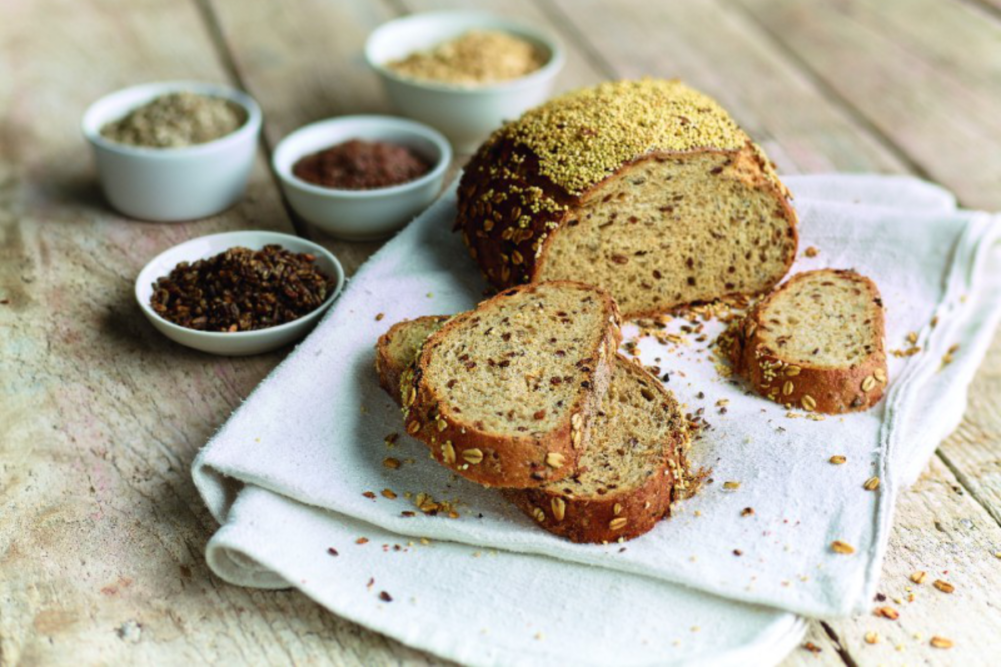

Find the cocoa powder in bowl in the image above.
[{"left": 292, "top": 139, "right": 432, "bottom": 190}]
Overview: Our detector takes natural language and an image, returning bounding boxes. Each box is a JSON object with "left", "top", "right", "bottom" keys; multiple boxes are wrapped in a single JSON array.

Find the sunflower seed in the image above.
[
  {"left": 551, "top": 497, "right": 566, "bottom": 521},
  {"left": 545, "top": 452, "right": 565, "bottom": 468}
]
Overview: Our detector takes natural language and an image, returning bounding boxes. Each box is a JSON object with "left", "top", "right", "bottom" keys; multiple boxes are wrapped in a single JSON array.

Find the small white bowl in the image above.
[
  {"left": 273, "top": 115, "right": 451, "bottom": 241},
  {"left": 83, "top": 81, "right": 263, "bottom": 222},
  {"left": 365, "top": 11, "right": 565, "bottom": 152},
  {"left": 135, "top": 231, "right": 344, "bottom": 356}
]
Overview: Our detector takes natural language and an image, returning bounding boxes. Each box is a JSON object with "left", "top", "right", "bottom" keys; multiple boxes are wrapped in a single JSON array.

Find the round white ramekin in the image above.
[
  {"left": 82, "top": 81, "right": 263, "bottom": 222},
  {"left": 272, "top": 115, "right": 451, "bottom": 241},
  {"left": 135, "top": 231, "right": 344, "bottom": 356},
  {"left": 365, "top": 11, "right": 565, "bottom": 152}
]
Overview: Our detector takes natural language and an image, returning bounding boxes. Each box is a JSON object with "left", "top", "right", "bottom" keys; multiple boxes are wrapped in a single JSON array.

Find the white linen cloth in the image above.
[{"left": 193, "top": 175, "right": 1001, "bottom": 661}]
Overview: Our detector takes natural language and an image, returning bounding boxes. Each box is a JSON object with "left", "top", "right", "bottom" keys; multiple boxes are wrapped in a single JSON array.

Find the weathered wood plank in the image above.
[
  {"left": 203, "top": 0, "right": 405, "bottom": 274},
  {"left": 936, "top": 332, "right": 1001, "bottom": 526},
  {"left": 731, "top": 0, "right": 1001, "bottom": 210},
  {"left": 812, "top": 456, "right": 1001, "bottom": 663},
  {"left": 544, "top": 0, "right": 910, "bottom": 175},
  {"left": 0, "top": 0, "right": 435, "bottom": 665}
]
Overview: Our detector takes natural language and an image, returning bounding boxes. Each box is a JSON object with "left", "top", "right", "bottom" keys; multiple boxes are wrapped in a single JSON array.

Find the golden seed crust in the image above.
[{"left": 501, "top": 79, "right": 749, "bottom": 195}]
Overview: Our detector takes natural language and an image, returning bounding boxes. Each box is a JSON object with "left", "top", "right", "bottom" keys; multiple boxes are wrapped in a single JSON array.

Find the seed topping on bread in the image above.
[{"left": 503, "top": 79, "right": 747, "bottom": 195}]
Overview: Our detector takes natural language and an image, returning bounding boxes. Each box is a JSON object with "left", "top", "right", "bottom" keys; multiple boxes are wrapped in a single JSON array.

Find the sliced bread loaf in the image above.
[
  {"left": 503, "top": 356, "right": 690, "bottom": 543},
  {"left": 377, "top": 320, "right": 691, "bottom": 543},
  {"left": 456, "top": 79, "right": 798, "bottom": 318},
  {"left": 404, "top": 281, "right": 622, "bottom": 488},
  {"left": 375, "top": 316, "right": 449, "bottom": 400},
  {"left": 728, "top": 269, "right": 888, "bottom": 414}
]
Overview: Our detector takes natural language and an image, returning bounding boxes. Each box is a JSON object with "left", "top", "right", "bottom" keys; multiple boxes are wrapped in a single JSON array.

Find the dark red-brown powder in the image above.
[{"left": 292, "top": 139, "right": 432, "bottom": 190}]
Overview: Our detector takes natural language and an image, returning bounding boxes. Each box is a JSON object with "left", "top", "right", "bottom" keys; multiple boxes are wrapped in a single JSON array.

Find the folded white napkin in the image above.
[
  {"left": 194, "top": 176, "right": 1001, "bottom": 646},
  {"left": 210, "top": 485, "right": 806, "bottom": 666}
]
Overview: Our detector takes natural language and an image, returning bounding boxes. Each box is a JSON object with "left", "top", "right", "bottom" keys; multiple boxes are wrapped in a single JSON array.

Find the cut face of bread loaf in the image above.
[
  {"left": 728, "top": 269, "right": 888, "bottom": 414},
  {"left": 376, "top": 321, "right": 690, "bottom": 543},
  {"left": 503, "top": 356, "right": 689, "bottom": 543},
  {"left": 404, "top": 281, "right": 622, "bottom": 488},
  {"left": 457, "top": 79, "right": 798, "bottom": 318}
]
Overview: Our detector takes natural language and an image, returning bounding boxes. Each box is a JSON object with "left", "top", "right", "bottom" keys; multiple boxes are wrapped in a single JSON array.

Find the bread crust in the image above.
[
  {"left": 404, "top": 281, "right": 622, "bottom": 489},
  {"left": 377, "top": 326, "right": 692, "bottom": 541},
  {"left": 502, "top": 358, "right": 689, "bottom": 543},
  {"left": 455, "top": 82, "right": 797, "bottom": 318},
  {"left": 375, "top": 316, "right": 449, "bottom": 400},
  {"left": 729, "top": 269, "right": 888, "bottom": 414}
]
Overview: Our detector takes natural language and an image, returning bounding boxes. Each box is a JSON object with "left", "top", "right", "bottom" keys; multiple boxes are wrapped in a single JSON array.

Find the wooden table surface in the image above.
[{"left": 2, "top": 0, "right": 1000, "bottom": 664}]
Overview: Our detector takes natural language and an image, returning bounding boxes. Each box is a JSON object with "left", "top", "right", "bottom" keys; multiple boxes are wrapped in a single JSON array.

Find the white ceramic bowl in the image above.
[
  {"left": 135, "top": 231, "right": 344, "bottom": 356},
  {"left": 82, "top": 81, "right": 263, "bottom": 222},
  {"left": 365, "top": 11, "right": 565, "bottom": 152},
  {"left": 273, "top": 115, "right": 451, "bottom": 241}
]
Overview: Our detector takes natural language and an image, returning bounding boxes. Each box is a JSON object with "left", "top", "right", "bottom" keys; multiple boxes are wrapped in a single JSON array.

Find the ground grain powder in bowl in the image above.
[
  {"left": 292, "top": 139, "right": 432, "bottom": 190},
  {"left": 101, "top": 91, "right": 246, "bottom": 148},
  {"left": 150, "top": 245, "right": 333, "bottom": 332},
  {"left": 386, "top": 29, "right": 547, "bottom": 86}
]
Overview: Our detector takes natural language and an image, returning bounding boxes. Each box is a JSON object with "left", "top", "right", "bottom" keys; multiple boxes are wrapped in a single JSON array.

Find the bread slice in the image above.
[
  {"left": 375, "top": 316, "right": 450, "bottom": 400},
  {"left": 456, "top": 79, "right": 798, "bottom": 318},
  {"left": 503, "top": 356, "right": 690, "bottom": 543},
  {"left": 402, "top": 281, "right": 621, "bottom": 489},
  {"left": 377, "top": 320, "right": 691, "bottom": 543},
  {"left": 728, "top": 269, "right": 888, "bottom": 414}
]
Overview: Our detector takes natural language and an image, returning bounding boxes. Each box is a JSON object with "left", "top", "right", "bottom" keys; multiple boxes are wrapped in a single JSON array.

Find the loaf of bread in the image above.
[
  {"left": 503, "top": 355, "right": 690, "bottom": 543},
  {"left": 456, "top": 79, "right": 798, "bottom": 318},
  {"left": 728, "top": 269, "right": 888, "bottom": 414},
  {"left": 377, "top": 320, "right": 691, "bottom": 543},
  {"left": 403, "top": 281, "right": 622, "bottom": 488}
]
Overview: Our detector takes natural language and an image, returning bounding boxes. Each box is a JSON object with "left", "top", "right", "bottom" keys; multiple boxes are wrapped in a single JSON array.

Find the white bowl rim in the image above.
[
  {"left": 364, "top": 10, "right": 565, "bottom": 95},
  {"left": 272, "top": 114, "right": 452, "bottom": 199},
  {"left": 135, "top": 230, "right": 345, "bottom": 340},
  {"left": 82, "top": 80, "right": 263, "bottom": 158}
]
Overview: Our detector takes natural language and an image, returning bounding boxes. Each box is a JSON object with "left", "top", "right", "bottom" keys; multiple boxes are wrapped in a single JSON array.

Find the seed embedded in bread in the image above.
[
  {"left": 456, "top": 78, "right": 798, "bottom": 317},
  {"left": 405, "top": 281, "right": 621, "bottom": 488},
  {"left": 727, "top": 269, "right": 888, "bottom": 414},
  {"left": 503, "top": 356, "right": 691, "bottom": 543}
]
